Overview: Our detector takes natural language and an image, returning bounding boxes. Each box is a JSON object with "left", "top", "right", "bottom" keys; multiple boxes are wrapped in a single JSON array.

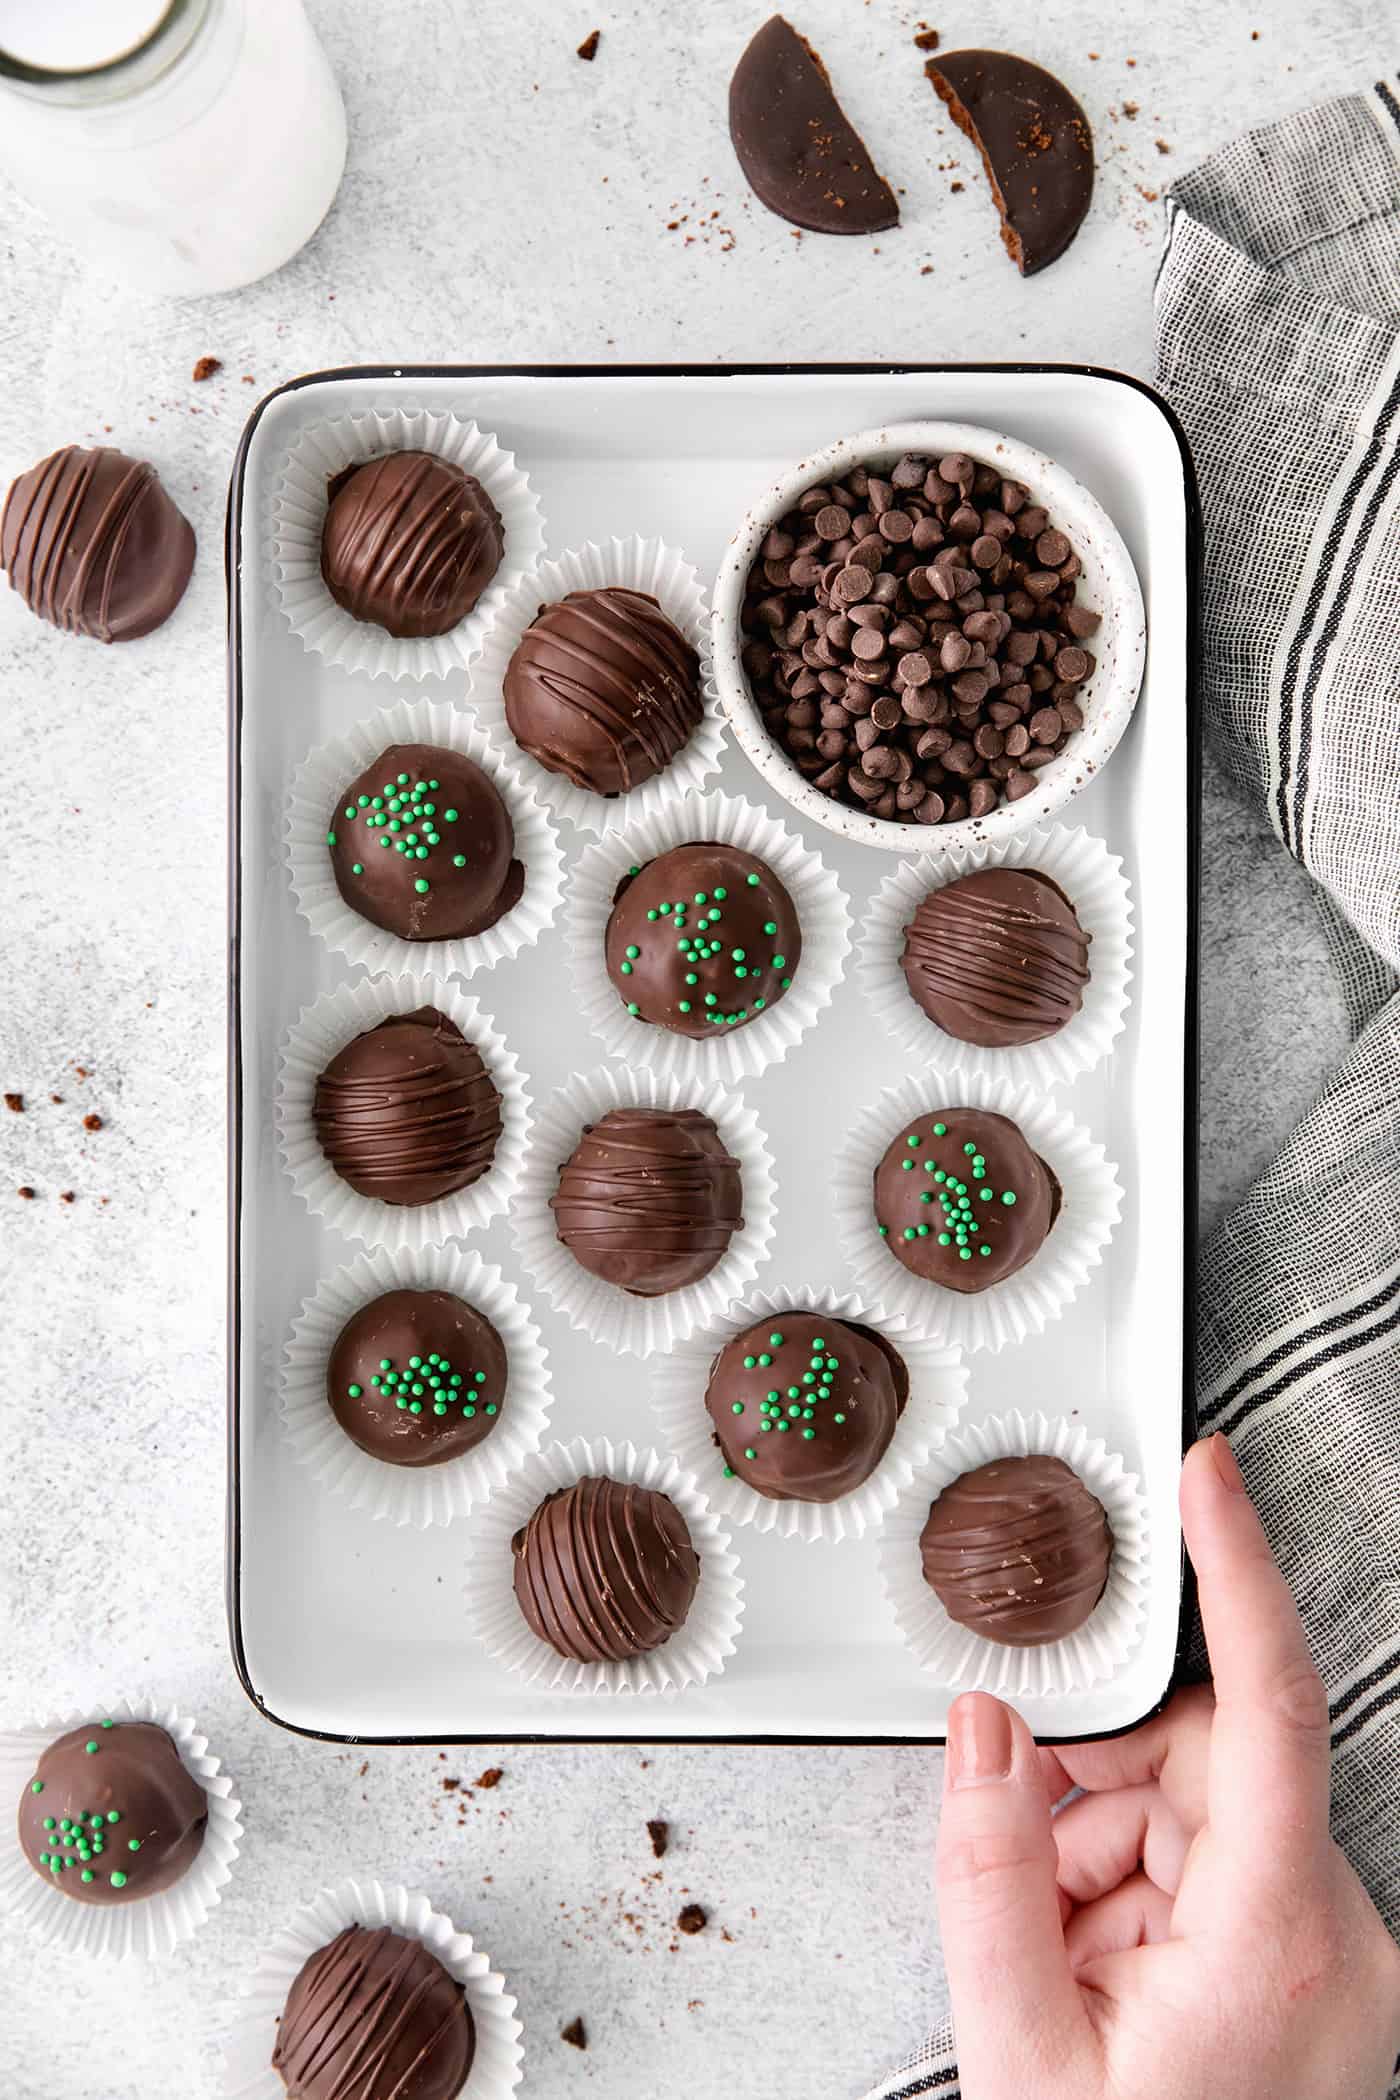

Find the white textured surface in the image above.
[{"left": 0, "top": 2, "right": 1368, "bottom": 2094}]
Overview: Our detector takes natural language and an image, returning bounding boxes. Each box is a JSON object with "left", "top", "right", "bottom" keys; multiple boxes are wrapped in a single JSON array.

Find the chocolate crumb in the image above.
[
  {"left": 561, "top": 2017, "right": 588, "bottom": 2049},
  {"left": 18, "top": 1186, "right": 35, "bottom": 1200},
  {"left": 4, "top": 1093, "right": 22, "bottom": 1113},
  {"left": 83, "top": 1113, "right": 103, "bottom": 1132},
  {"left": 1122, "top": 100, "right": 1139, "bottom": 117},
  {"left": 647, "top": 1818, "right": 670, "bottom": 1859},
  {"left": 192, "top": 356, "right": 222, "bottom": 382},
  {"left": 358, "top": 1761, "right": 369, "bottom": 1777},
  {"left": 442, "top": 1777, "right": 461, "bottom": 1793},
  {"left": 677, "top": 1904, "right": 707, "bottom": 1935},
  {"left": 949, "top": 180, "right": 964, "bottom": 192},
  {"left": 576, "top": 29, "right": 600, "bottom": 60},
  {"left": 50, "top": 1094, "right": 63, "bottom": 1104},
  {"left": 74, "top": 1066, "right": 89, "bottom": 1079},
  {"left": 919, "top": 263, "right": 934, "bottom": 274},
  {"left": 913, "top": 28, "right": 939, "bottom": 51},
  {"left": 475, "top": 1766, "right": 503, "bottom": 1789},
  {"left": 59, "top": 1190, "right": 74, "bottom": 1204},
  {"left": 1137, "top": 184, "right": 1159, "bottom": 201},
  {"left": 1154, "top": 137, "right": 1171, "bottom": 153}
]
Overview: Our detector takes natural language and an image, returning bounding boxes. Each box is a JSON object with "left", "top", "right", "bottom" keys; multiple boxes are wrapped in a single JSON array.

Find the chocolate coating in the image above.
[
  {"left": 920, "top": 1455, "right": 1112, "bottom": 1645},
  {"left": 320, "top": 451, "right": 503, "bottom": 639},
  {"left": 1, "top": 445, "right": 194, "bottom": 641},
  {"left": 729, "top": 15, "right": 899, "bottom": 234},
  {"left": 605, "top": 842, "right": 802, "bottom": 1039},
  {"left": 273, "top": 1924, "right": 473, "bottom": 2100},
  {"left": 704, "top": 1312, "right": 907, "bottom": 1503},
  {"left": 512, "top": 1475, "right": 700, "bottom": 1662},
  {"left": 873, "top": 1109, "right": 1059, "bottom": 1293},
  {"left": 504, "top": 587, "right": 702, "bottom": 796},
  {"left": 327, "top": 1288, "right": 507, "bottom": 1467},
  {"left": 17, "top": 1720, "right": 207, "bottom": 1906},
  {"left": 925, "top": 50, "right": 1094, "bottom": 275},
  {"left": 330, "top": 744, "right": 523, "bottom": 943},
  {"left": 312, "top": 1006, "right": 502, "bottom": 1207},
  {"left": 551, "top": 1107, "right": 744, "bottom": 1297},
  {"left": 901, "top": 867, "right": 1091, "bottom": 1047}
]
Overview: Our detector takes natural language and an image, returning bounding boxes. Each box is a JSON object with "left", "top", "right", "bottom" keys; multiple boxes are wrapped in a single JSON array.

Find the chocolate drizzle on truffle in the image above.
[
  {"left": 873, "top": 1108, "right": 1059, "bottom": 1292},
  {"left": 329, "top": 744, "right": 523, "bottom": 943},
  {"left": 512, "top": 1476, "right": 700, "bottom": 1662},
  {"left": 919, "top": 1454, "right": 1112, "bottom": 1645},
  {"left": 16, "top": 1720, "right": 207, "bottom": 1906},
  {"left": 550, "top": 1107, "right": 744, "bottom": 1297},
  {"left": 901, "top": 867, "right": 1091, "bottom": 1046},
  {"left": 604, "top": 842, "right": 802, "bottom": 1037},
  {"left": 311, "top": 1006, "right": 502, "bottom": 1206},
  {"left": 272, "top": 1924, "right": 474, "bottom": 2100},
  {"left": 704, "top": 1311, "right": 907, "bottom": 1502},
  {"left": 504, "top": 586, "right": 702, "bottom": 796},
  {"left": 1, "top": 446, "right": 195, "bottom": 641},
  {"left": 320, "top": 451, "right": 503, "bottom": 639},
  {"left": 327, "top": 1288, "right": 507, "bottom": 1466}
]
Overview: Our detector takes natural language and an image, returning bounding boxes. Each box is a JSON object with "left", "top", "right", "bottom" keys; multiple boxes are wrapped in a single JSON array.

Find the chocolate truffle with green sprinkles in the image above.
[
  {"left": 17, "top": 1720, "right": 207, "bottom": 1906},
  {"left": 328, "top": 743, "right": 523, "bottom": 943},
  {"left": 704, "top": 1311, "right": 907, "bottom": 1502},
  {"left": 327, "top": 1287, "right": 508, "bottom": 1467},
  {"left": 873, "top": 1108, "right": 1059, "bottom": 1293},
  {"left": 603, "top": 841, "right": 802, "bottom": 1038}
]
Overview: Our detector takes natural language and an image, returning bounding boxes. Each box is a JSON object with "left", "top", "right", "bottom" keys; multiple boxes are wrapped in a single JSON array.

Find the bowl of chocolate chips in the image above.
[{"left": 712, "top": 422, "right": 1146, "bottom": 851}]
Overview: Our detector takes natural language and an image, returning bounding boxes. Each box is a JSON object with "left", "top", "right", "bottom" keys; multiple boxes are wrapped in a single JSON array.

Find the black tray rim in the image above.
[{"left": 226, "top": 359, "right": 1202, "bottom": 1749}]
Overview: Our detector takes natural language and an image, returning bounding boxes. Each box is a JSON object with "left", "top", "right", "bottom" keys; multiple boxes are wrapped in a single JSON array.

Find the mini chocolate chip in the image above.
[
  {"left": 1063, "top": 602, "right": 1102, "bottom": 638},
  {"left": 890, "top": 454, "right": 927, "bottom": 489},
  {"left": 968, "top": 779, "right": 999, "bottom": 817},
  {"left": 878, "top": 508, "right": 914, "bottom": 543},
  {"left": 1036, "top": 529, "right": 1071, "bottom": 567}
]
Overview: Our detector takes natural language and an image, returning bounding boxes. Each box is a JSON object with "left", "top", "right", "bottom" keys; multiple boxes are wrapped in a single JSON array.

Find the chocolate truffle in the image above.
[
  {"left": 329, "top": 744, "right": 523, "bottom": 943},
  {"left": 1, "top": 445, "right": 194, "bottom": 641},
  {"left": 924, "top": 51, "right": 1094, "bottom": 275},
  {"left": 327, "top": 1288, "right": 507, "bottom": 1466},
  {"left": 605, "top": 842, "right": 802, "bottom": 1038},
  {"left": 312, "top": 1006, "right": 502, "bottom": 1206},
  {"left": 901, "top": 868, "right": 1091, "bottom": 1047},
  {"left": 704, "top": 1312, "right": 907, "bottom": 1502},
  {"left": 273, "top": 1924, "right": 473, "bottom": 2100},
  {"left": 512, "top": 1476, "right": 700, "bottom": 1663},
  {"left": 320, "top": 451, "right": 503, "bottom": 639},
  {"left": 504, "top": 586, "right": 702, "bottom": 796},
  {"left": 729, "top": 15, "right": 899, "bottom": 234},
  {"left": 874, "top": 1109, "right": 1059, "bottom": 1292},
  {"left": 550, "top": 1107, "right": 744, "bottom": 1297},
  {"left": 17, "top": 1720, "right": 207, "bottom": 1906},
  {"left": 920, "top": 1455, "right": 1112, "bottom": 1645}
]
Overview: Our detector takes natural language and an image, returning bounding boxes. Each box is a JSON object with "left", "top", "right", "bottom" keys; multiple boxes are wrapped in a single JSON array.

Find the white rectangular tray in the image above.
[{"left": 228, "top": 364, "right": 1197, "bottom": 1744}]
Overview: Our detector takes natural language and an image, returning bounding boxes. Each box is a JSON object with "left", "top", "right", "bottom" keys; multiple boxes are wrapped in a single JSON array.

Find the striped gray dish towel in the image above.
[{"left": 863, "top": 77, "right": 1400, "bottom": 2100}]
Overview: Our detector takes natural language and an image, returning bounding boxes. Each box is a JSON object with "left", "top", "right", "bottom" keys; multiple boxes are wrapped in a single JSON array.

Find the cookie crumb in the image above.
[
  {"left": 913, "top": 27, "right": 939, "bottom": 51},
  {"left": 4, "top": 1093, "right": 22, "bottom": 1113},
  {"left": 1155, "top": 138, "right": 1171, "bottom": 153},
  {"left": 475, "top": 1766, "right": 503, "bottom": 1790},
  {"left": 576, "top": 28, "right": 600, "bottom": 60},
  {"left": 647, "top": 1818, "right": 669, "bottom": 1859},
  {"left": 83, "top": 1113, "right": 103, "bottom": 1132},
  {"left": 192, "top": 356, "right": 222, "bottom": 381},
  {"left": 1122, "top": 100, "right": 1139, "bottom": 117},
  {"left": 50, "top": 1094, "right": 63, "bottom": 1104},
  {"left": 18, "top": 1186, "right": 35, "bottom": 1200},
  {"left": 561, "top": 2017, "right": 588, "bottom": 2050},
  {"left": 59, "top": 1190, "right": 75, "bottom": 1204},
  {"left": 949, "top": 180, "right": 964, "bottom": 192},
  {"left": 677, "top": 1903, "right": 707, "bottom": 1935}
]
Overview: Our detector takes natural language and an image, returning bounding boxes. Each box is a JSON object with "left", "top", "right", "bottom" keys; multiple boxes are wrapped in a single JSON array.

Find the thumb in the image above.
[{"left": 937, "top": 1694, "right": 1094, "bottom": 2093}]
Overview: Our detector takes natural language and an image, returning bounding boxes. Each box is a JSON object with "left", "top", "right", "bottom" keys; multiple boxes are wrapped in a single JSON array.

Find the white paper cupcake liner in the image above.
[
  {"left": 858, "top": 823, "right": 1134, "bottom": 1091},
  {"left": 833, "top": 1073, "right": 1122, "bottom": 1354},
  {"left": 510, "top": 1066, "right": 778, "bottom": 1359},
  {"left": 649, "top": 1285, "right": 968, "bottom": 1544},
  {"left": 464, "top": 1436, "right": 744, "bottom": 1694},
  {"left": 276, "top": 971, "right": 531, "bottom": 1255},
  {"left": 566, "top": 789, "right": 851, "bottom": 1087},
  {"left": 879, "top": 1410, "right": 1149, "bottom": 1697},
  {"left": 287, "top": 695, "right": 565, "bottom": 980},
  {"left": 270, "top": 404, "right": 545, "bottom": 682},
  {"left": 0, "top": 1695, "right": 242, "bottom": 1960},
  {"left": 464, "top": 535, "right": 726, "bottom": 834},
  {"left": 280, "top": 1246, "right": 553, "bottom": 1528},
  {"left": 223, "top": 1876, "right": 523, "bottom": 2100}
]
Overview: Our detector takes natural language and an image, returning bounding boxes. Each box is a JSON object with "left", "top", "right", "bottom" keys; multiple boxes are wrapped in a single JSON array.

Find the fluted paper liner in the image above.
[
  {"left": 833, "top": 1073, "right": 1122, "bottom": 1354},
  {"left": 858, "top": 823, "right": 1134, "bottom": 1090},
  {"left": 276, "top": 971, "right": 531, "bottom": 1255},
  {"left": 280, "top": 1247, "right": 553, "bottom": 1527},
  {"left": 510, "top": 1066, "right": 778, "bottom": 1359},
  {"left": 879, "top": 1410, "right": 1149, "bottom": 1696},
  {"left": 287, "top": 695, "right": 564, "bottom": 980},
  {"left": 464, "top": 1436, "right": 744, "bottom": 1694},
  {"left": 464, "top": 535, "right": 725, "bottom": 834},
  {"left": 270, "top": 404, "right": 545, "bottom": 682},
  {"left": 223, "top": 1876, "right": 523, "bottom": 2100},
  {"left": 649, "top": 1285, "right": 968, "bottom": 1544},
  {"left": 0, "top": 1695, "right": 242, "bottom": 1960},
  {"left": 566, "top": 789, "right": 851, "bottom": 1087}
]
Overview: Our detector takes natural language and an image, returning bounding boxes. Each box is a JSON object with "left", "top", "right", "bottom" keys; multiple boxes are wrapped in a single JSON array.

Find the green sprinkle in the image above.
[
  {"left": 746, "top": 872, "right": 760, "bottom": 885},
  {"left": 84, "top": 1742, "right": 98, "bottom": 1755},
  {"left": 326, "top": 830, "right": 336, "bottom": 846},
  {"left": 723, "top": 1466, "right": 735, "bottom": 1478},
  {"left": 29, "top": 1782, "right": 42, "bottom": 1795},
  {"left": 110, "top": 1871, "right": 128, "bottom": 1889},
  {"left": 744, "top": 1448, "right": 757, "bottom": 1460},
  {"left": 347, "top": 1383, "right": 362, "bottom": 1398},
  {"left": 770, "top": 1331, "right": 784, "bottom": 1346},
  {"left": 1002, "top": 1191, "right": 1017, "bottom": 1206},
  {"left": 772, "top": 954, "right": 786, "bottom": 969},
  {"left": 414, "top": 878, "right": 430, "bottom": 894},
  {"left": 933, "top": 1122, "right": 947, "bottom": 1137},
  {"left": 959, "top": 1247, "right": 972, "bottom": 1261},
  {"left": 731, "top": 1401, "right": 744, "bottom": 1414},
  {"left": 763, "top": 921, "right": 778, "bottom": 935}
]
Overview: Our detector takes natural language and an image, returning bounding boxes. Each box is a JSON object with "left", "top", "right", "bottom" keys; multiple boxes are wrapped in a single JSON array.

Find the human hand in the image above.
[{"left": 935, "top": 1433, "right": 1400, "bottom": 2100}]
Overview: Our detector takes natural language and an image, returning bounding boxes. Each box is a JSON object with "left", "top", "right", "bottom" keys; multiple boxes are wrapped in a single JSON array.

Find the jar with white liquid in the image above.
[{"left": 0, "top": 0, "right": 347, "bottom": 297}]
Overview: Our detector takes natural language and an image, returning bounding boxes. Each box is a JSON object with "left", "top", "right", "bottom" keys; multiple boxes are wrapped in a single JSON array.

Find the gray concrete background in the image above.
[{"left": 0, "top": 2, "right": 1366, "bottom": 2094}]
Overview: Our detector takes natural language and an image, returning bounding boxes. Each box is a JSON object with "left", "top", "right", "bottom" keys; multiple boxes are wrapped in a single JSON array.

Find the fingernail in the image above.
[
  {"left": 947, "top": 1693, "right": 1014, "bottom": 1788},
  {"left": 1209, "top": 1433, "right": 1247, "bottom": 1494}
]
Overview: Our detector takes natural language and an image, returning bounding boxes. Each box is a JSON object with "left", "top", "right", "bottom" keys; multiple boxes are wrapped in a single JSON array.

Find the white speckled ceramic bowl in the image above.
[{"left": 712, "top": 420, "right": 1147, "bottom": 854}]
